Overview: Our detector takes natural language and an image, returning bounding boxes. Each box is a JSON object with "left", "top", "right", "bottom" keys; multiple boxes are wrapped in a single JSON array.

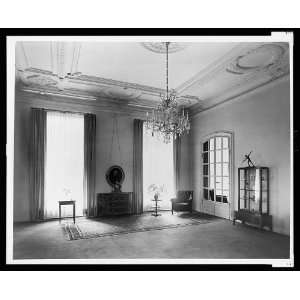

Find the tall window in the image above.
[
  {"left": 202, "top": 135, "right": 230, "bottom": 203},
  {"left": 143, "top": 126, "right": 175, "bottom": 211},
  {"left": 44, "top": 111, "right": 84, "bottom": 218}
]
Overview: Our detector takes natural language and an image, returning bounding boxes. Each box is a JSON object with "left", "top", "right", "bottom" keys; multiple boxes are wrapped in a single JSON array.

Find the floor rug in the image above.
[{"left": 62, "top": 211, "right": 218, "bottom": 241}]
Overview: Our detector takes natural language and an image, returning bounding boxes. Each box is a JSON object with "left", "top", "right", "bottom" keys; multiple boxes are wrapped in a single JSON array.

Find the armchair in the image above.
[{"left": 170, "top": 191, "right": 193, "bottom": 214}]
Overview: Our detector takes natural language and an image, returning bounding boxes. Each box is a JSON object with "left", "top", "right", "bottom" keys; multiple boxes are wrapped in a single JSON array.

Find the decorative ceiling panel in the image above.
[{"left": 15, "top": 41, "right": 289, "bottom": 113}]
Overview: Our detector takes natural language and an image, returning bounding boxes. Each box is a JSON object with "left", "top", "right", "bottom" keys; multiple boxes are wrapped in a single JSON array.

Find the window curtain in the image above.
[
  {"left": 84, "top": 113, "right": 96, "bottom": 217},
  {"left": 143, "top": 129, "right": 174, "bottom": 211},
  {"left": 30, "top": 108, "right": 47, "bottom": 221},
  {"left": 173, "top": 135, "right": 181, "bottom": 193},
  {"left": 133, "top": 119, "right": 143, "bottom": 214},
  {"left": 44, "top": 111, "right": 84, "bottom": 219}
]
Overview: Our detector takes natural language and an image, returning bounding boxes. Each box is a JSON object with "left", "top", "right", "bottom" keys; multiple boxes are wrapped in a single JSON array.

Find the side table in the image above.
[
  {"left": 59, "top": 200, "right": 76, "bottom": 223},
  {"left": 151, "top": 199, "right": 162, "bottom": 217}
]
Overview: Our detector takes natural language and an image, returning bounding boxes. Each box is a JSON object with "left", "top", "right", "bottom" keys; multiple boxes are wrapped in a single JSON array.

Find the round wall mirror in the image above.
[{"left": 105, "top": 165, "right": 125, "bottom": 192}]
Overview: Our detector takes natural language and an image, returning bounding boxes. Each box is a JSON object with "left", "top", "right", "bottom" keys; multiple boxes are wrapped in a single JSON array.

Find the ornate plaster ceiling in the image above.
[
  {"left": 140, "top": 42, "right": 188, "bottom": 53},
  {"left": 15, "top": 41, "right": 290, "bottom": 114}
]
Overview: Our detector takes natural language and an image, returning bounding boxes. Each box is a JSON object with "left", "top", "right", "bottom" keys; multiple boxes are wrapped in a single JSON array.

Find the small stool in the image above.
[{"left": 59, "top": 200, "right": 76, "bottom": 223}]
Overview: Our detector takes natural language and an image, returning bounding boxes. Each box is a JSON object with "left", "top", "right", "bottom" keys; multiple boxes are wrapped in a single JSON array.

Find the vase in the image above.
[{"left": 154, "top": 194, "right": 158, "bottom": 201}]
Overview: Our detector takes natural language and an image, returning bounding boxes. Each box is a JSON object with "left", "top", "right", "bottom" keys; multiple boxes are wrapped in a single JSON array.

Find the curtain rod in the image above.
[{"left": 31, "top": 107, "right": 95, "bottom": 116}]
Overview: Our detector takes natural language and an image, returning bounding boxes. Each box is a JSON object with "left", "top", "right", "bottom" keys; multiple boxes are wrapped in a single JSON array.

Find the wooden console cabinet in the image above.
[{"left": 97, "top": 192, "right": 133, "bottom": 216}]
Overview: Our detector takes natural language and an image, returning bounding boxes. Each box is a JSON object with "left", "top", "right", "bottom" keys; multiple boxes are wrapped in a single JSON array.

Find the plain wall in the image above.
[
  {"left": 190, "top": 76, "right": 291, "bottom": 235},
  {"left": 13, "top": 95, "right": 189, "bottom": 221}
]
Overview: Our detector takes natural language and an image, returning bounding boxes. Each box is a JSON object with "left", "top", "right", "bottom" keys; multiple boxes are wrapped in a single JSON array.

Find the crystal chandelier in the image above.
[{"left": 145, "top": 42, "right": 190, "bottom": 143}]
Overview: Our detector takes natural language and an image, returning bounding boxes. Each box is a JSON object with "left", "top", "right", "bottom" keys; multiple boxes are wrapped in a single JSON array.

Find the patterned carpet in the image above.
[{"left": 62, "top": 211, "right": 218, "bottom": 241}]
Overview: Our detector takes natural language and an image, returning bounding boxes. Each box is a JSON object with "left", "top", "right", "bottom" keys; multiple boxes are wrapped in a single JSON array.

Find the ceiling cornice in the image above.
[
  {"left": 16, "top": 67, "right": 200, "bottom": 109},
  {"left": 176, "top": 43, "right": 247, "bottom": 94},
  {"left": 15, "top": 41, "right": 290, "bottom": 116},
  {"left": 15, "top": 89, "right": 151, "bottom": 120},
  {"left": 190, "top": 72, "right": 290, "bottom": 118},
  {"left": 186, "top": 42, "right": 289, "bottom": 115}
]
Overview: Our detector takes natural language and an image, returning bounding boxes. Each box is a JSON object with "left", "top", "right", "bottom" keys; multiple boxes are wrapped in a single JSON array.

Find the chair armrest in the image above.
[{"left": 170, "top": 198, "right": 179, "bottom": 204}]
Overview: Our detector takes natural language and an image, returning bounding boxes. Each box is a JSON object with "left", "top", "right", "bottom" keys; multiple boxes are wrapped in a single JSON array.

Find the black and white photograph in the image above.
[{"left": 6, "top": 33, "right": 294, "bottom": 267}]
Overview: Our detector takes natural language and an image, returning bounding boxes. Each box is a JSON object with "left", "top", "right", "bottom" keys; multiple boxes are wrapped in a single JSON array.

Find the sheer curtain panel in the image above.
[
  {"left": 143, "top": 126, "right": 175, "bottom": 211},
  {"left": 44, "top": 111, "right": 84, "bottom": 219}
]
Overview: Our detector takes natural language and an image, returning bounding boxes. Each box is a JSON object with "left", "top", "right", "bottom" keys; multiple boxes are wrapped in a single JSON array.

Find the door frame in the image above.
[{"left": 201, "top": 131, "right": 235, "bottom": 220}]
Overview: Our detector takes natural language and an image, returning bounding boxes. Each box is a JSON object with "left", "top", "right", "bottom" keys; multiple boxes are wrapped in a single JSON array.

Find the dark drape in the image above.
[
  {"left": 173, "top": 135, "right": 181, "bottom": 193},
  {"left": 84, "top": 113, "right": 96, "bottom": 217},
  {"left": 30, "top": 108, "right": 47, "bottom": 221},
  {"left": 133, "top": 119, "right": 143, "bottom": 214}
]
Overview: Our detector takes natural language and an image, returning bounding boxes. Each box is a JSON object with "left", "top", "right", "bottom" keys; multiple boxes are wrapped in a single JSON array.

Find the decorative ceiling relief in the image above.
[
  {"left": 141, "top": 42, "right": 188, "bottom": 53},
  {"left": 15, "top": 41, "right": 290, "bottom": 114},
  {"left": 17, "top": 69, "right": 59, "bottom": 87},
  {"left": 176, "top": 42, "right": 290, "bottom": 115},
  {"left": 226, "top": 43, "right": 289, "bottom": 76},
  {"left": 177, "top": 95, "right": 200, "bottom": 106},
  {"left": 25, "top": 75, "right": 58, "bottom": 87},
  {"left": 102, "top": 86, "right": 142, "bottom": 100},
  {"left": 50, "top": 42, "right": 82, "bottom": 78}
]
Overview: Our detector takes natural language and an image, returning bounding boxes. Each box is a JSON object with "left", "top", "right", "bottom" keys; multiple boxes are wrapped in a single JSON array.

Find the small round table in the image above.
[
  {"left": 59, "top": 200, "right": 76, "bottom": 223},
  {"left": 151, "top": 199, "right": 162, "bottom": 217}
]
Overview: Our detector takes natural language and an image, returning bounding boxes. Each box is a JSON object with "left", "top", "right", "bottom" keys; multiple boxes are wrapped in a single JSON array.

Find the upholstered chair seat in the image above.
[{"left": 170, "top": 191, "right": 193, "bottom": 214}]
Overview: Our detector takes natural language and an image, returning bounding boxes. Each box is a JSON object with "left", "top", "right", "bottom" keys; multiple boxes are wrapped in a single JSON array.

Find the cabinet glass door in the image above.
[{"left": 261, "top": 168, "right": 269, "bottom": 214}]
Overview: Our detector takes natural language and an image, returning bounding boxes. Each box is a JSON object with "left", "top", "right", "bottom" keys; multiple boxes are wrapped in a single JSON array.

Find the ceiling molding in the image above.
[
  {"left": 15, "top": 41, "right": 290, "bottom": 116},
  {"left": 185, "top": 42, "right": 289, "bottom": 114},
  {"left": 175, "top": 43, "right": 247, "bottom": 93},
  {"left": 177, "top": 42, "right": 289, "bottom": 94},
  {"left": 50, "top": 42, "right": 82, "bottom": 78},
  {"left": 141, "top": 42, "right": 188, "bottom": 54},
  {"left": 69, "top": 73, "right": 165, "bottom": 94},
  {"left": 190, "top": 72, "right": 290, "bottom": 117},
  {"left": 15, "top": 89, "right": 151, "bottom": 120},
  {"left": 226, "top": 43, "right": 287, "bottom": 75},
  {"left": 16, "top": 67, "right": 200, "bottom": 109}
]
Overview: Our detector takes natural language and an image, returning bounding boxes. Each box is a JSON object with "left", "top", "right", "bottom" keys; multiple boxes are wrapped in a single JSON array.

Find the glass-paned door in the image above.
[{"left": 202, "top": 135, "right": 231, "bottom": 219}]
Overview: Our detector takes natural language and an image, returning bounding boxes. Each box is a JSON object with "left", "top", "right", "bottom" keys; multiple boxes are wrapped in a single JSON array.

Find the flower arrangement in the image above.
[
  {"left": 63, "top": 188, "right": 71, "bottom": 200},
  {"left": 147, "top": 184, "right": 165, "bottom": 199}
]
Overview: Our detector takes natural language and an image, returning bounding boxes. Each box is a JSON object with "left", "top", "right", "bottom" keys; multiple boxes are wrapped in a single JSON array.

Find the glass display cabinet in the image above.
[{"left": 233, "top": 167, "right": 272, "bottom": 230}]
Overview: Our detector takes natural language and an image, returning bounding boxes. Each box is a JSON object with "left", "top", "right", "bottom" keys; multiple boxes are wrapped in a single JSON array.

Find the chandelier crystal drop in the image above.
[{"left": 145, "top": 42, "right": 191, "bottom": 143}]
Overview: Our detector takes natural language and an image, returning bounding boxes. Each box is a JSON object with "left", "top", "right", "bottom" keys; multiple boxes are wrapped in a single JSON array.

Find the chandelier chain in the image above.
[
  {"left": 166, "top": 42, "right": 169, "bottom": 98},
  {"left": 145, "top": 41, "right": 190, "bottom": 143}
]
